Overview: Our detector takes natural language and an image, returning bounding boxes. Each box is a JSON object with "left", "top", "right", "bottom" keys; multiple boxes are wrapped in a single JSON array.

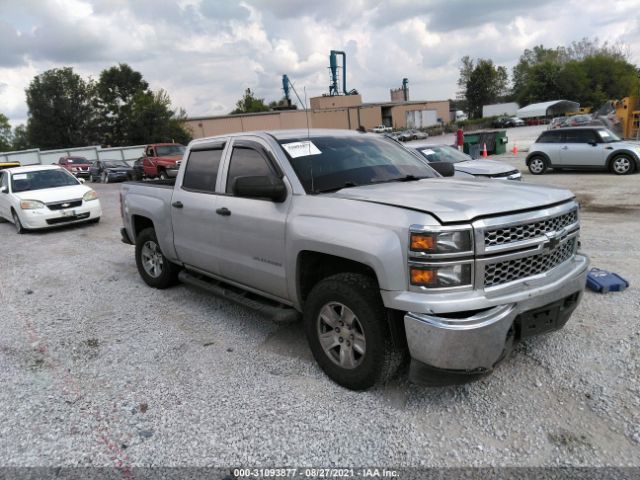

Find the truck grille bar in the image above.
[
  {"left": 484, "top": 237, "right": 577, "bottom": 287},
  {"left": 485, "top": 209, "right": 578, "bottom": 247},
  {"left": 473, "top": 201, "right": 580, "bottom": 290}
]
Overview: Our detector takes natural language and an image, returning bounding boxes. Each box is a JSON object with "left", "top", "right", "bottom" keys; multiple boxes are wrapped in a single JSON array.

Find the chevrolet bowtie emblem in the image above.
[{"left": 62, "top": 203, "right": 70, "bottom": 208}]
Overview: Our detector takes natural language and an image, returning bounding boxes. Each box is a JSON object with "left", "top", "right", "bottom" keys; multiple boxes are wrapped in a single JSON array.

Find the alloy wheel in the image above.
[
  {"left": 316, "top": 302, "right": 366, "bottom": 369},
  {"left": 140, "top": 240, "right": 164, "bottom": 278}
]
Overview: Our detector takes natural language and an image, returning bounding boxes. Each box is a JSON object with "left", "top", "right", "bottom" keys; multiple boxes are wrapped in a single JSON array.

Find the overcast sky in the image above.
[{"left": 1, "top": 0, "right": 639, "bottom": 126}]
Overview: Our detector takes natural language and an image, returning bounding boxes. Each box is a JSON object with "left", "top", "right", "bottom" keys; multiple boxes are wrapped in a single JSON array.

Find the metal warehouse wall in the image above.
[{"left": 0, "top": 144, "right": 147, "bottom": 165}]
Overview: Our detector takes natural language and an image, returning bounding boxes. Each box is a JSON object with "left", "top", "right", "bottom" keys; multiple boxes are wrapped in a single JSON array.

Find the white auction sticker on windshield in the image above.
[
  {"left": 420, "top": 149, "right": 436, "bottom": 155},
  {"left": 281, "top": 141, "right": 322, "bottom": 158},
  {"left": 13, "top": 173, "right": 27, "bottom": 180}
]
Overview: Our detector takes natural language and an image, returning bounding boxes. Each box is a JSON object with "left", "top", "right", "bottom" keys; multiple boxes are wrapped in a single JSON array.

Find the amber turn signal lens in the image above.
[
  {"left": 410, "top": 233, "right": 435, "bottom": 251},
  {"left": 410, "top": 267, "right": 435, "bottom": 286}
]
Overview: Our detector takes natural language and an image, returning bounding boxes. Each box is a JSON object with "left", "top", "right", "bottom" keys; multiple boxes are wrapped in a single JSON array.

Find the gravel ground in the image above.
[{"left": 0, "top": 163, "right": 638, "bottom": 469}]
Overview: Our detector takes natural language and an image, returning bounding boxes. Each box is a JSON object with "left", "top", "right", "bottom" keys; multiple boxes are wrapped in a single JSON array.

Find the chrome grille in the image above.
[
  {"left": 485, "top": 209, "right": 578, "bottom": 247},
  {"left": 47, "top": 199, "right": 82, "bottom": 211},
  {"left": 484, "top": 238, "right": 577, "bottom": 287}
]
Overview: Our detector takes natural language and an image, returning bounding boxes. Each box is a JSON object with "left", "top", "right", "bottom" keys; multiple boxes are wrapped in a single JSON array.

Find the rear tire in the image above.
[
  {"left": 135, "top": 227, "right": 179, "bottom": 289},
  {"left": 528, "top": 156, "right": 548, "bottom": 175},
  {"left": 610, "top": 154, "right": 634, "bottom": 175},
  {"left": 304, "top": 273, "right": 405, "bottom": 390}
]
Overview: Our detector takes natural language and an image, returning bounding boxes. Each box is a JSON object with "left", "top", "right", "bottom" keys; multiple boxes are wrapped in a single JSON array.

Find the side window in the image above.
[
  {"left": 226, "top": 146, "right": 273, "bottom": 194},
  {"left": 537, "top": 131, "right": 562, "bottom": 143},
  {"left": 182, "top": 148, "right": 223, "bottom": 193},
  {"left": 565, "top": 130, "right": 596, "bottom": 143},
  {"left": 146, "top": 147, "right": 155, "bottom": 157},
  {"left": 0, "top": 172, "right": 7, "bottom": 189}
]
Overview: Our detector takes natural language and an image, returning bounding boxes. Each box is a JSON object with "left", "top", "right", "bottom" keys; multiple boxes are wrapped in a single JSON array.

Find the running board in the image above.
[{"left": 178, "top": 270, "right": 300, "bottom": 324}]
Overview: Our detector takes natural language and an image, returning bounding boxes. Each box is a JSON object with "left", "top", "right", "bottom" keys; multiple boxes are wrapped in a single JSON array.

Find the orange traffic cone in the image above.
[
  {"left": 482, "top": 143, "right": 488, "bottom": 158},
  {"left": 511, "top": 144, "right": 518, "bottom": 155}
]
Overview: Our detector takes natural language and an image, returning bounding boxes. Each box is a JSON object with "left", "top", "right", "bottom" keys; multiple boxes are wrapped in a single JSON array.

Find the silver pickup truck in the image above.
[{"left": 120, "top": 129, "right": 588, "bottom": 390}]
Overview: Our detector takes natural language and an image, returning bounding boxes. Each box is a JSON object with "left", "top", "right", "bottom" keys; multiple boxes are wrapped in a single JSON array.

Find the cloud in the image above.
[{"left": 0, "top": 0, "right": 638, "bottom": 126}]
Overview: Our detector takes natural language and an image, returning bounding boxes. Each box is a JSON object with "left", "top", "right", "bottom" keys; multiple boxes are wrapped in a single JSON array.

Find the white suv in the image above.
[{"left": 526, "top": 127, "right": 640, "bottom": 175}]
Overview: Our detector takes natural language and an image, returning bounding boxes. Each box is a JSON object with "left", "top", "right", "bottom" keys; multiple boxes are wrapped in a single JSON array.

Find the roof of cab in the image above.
[{"left": 189, "top": 128, "right": 375, "bottom": 148}]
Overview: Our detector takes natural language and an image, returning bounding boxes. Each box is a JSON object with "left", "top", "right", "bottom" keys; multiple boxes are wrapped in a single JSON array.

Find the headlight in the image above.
[
  {"left": 83, "top": 190, "right": 98, "bottom": 201},
  {"left": 20, "top": 200, "right": 45, "bottom": 210},
  {"left": 410, "top": 229, "right": 472, "bottom": 254},
  {"left": 410, "top": 263, "right": 473, "bottom": 288}
]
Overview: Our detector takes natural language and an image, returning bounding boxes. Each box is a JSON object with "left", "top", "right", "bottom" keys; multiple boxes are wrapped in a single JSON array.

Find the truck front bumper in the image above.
[{"left": 402, "top": 254, "right": 588, "bottom": 375}]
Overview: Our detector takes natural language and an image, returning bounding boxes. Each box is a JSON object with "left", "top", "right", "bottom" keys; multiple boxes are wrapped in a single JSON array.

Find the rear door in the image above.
[
  {"left": 216, "top": 138, "right": 290, "bottom": 300},
  {"left": 534, "top": 130, "right": 563, "bottom": 165},
  {"left": 560, "top": 129, "right": 603, "bottom": 167},
  {"left": 171, "top": 141, "right": 227, "bottom": 275}
]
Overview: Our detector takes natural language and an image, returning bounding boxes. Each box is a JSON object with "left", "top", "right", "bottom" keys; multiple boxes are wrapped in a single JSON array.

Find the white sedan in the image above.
[{"left": 0, "top": 165, "right": 102, "bottom": 233}]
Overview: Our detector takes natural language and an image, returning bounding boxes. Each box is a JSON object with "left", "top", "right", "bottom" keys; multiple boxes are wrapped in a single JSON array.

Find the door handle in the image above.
[
  {"left": 171, "top": 201, "right": 183, "bottom": 208},
  {"left": 216, "top": 207, "right": 231, "bottom": 216},
  {"left": 605, "top": 146, "right": 613, "bottom": 150},
  {"left": 561, "top": 146, "right": 568, "bottom": 150}
]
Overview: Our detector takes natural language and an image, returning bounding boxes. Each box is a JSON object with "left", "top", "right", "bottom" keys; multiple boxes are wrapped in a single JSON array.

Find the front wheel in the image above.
[
  {"left": 610, "top": 155, "right": 634, "bottom": 175},
  {"left": 304, "top": 273, "right": 404, "bottom": 390},
  {"left": 528, "top": 156, "right": 547, "bottom": 175},
  {"left": 101, "top": 171, "right": 109, "bottom": 183},
  {"left": 11, "top": 210, "right": 25, "bottom": 234},
  {"left": 158, "top": 171, "right": 168, "bottom": 180},
  {"left": 135, "top": 228, "right": 179, "bottom": 288}
]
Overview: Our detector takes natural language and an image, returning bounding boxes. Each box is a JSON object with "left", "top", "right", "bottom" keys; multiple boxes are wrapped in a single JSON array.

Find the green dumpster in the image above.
[{"left": 462, "top": 130, "right": 508, "bottom": 155}]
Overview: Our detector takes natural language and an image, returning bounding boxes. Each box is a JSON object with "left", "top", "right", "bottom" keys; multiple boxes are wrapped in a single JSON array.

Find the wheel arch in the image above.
[
  {"left": 606, "top": 149, "right": 639, "bottom": 172},
  {"left": 525, "top": 151, "right": 550, "bottom": 166}
]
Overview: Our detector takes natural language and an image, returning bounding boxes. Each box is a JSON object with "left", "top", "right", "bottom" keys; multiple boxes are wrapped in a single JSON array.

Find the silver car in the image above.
[
  {"left": 527, "top": 127, "right": 640, "bottom": 175},
  {"left": 412, "top": 143, "right": 522, "bottom": 180}
]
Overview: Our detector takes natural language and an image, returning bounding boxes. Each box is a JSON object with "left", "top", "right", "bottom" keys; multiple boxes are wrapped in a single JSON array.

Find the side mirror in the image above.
[
  {"left": 78, "top": 178, "right": 85, "bottom": 184},
  {"left": 430, "top": 162, "right": 456, "bottom": 177},
  {"left": 0, "top": 186, "right": 8, "bottom": 193},
  {"left": 234, "top": 175, "right": 287, "bottom": 202}
]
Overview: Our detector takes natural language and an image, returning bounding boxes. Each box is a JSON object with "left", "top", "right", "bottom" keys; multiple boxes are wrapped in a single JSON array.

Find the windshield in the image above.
[
  {"left": 415, "top": 145, "right": 470, "bottom": 164},
  {"left": 596, "top": 129, "right": 622, "bottom": 143},
  {"left": 104, "top": 161, "right": 129, "bottom": 168},
  {"left": 156, "top": 145, "right": 185, "bottom": 156},
  {"left": 278, "top": 135, "right": 436, "bottom": 194},
  {"left": 12, "top": 169, "right": 79, "bottom": 192},
  {"left": 66, "top": 157, "right": 90, "bottom": 164}
]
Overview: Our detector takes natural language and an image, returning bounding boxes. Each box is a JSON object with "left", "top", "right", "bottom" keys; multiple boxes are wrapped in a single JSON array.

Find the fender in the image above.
[
  {"left": 605, "top": 149, "right": 640, "bottom": 170},
  {"left": 526, "top": 151, "right": 551, "bottom": 166},
  {"left": 286, "top": 215, "right": 406, "bottom": 308}
]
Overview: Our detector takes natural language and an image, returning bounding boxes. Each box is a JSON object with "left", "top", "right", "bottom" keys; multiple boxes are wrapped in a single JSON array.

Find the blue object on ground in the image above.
[{"left": 586, "top": 268, "right": 629, "bottom": 293}]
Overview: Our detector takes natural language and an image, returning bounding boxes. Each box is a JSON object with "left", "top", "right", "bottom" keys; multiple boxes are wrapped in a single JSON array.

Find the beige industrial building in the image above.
[{"left": 185, "top": 94, "right": 450, "bottom": 139}]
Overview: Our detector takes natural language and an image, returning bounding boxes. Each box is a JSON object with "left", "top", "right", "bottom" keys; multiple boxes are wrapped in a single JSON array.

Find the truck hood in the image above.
[
  {"left": 454, "top": 159, "right": 517, "bottom": 175},
  {"left": 328, "top": 178, "right": 574, "bottom": 223}
]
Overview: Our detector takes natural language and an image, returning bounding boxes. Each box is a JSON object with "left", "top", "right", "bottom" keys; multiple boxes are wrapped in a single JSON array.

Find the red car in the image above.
[
  {"left": 58, "top": 156, "right": 92, "bottom": 178},
  {"left": 141, "top": 143, "right": 185, "bottom": 180}
]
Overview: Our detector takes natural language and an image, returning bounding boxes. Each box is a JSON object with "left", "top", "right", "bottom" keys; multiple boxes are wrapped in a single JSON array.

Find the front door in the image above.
[
  {"left": 216, "top": 139, "right": 290, "bottom": 300},
  {"left": 171, "top": 142, "right": 226, "bottom": 275},
  {"left": 559, "top": 129, "right": 606, "bottom": 167},
  {"left": 0, "top": 172, "right": 10, "bottom": 219}
]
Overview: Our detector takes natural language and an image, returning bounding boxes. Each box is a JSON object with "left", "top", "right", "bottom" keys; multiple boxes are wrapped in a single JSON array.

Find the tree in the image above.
[
  {"left": 127, "top": 89, "right": 192, "bottom": 145},
  {"left": 25, "top": 67, "right": 97, "bottom": 149},
  {"left": 0, "top": 113, "right": 12, "bottom": 151},
  {"left": 12, "top": 125, "right": 30, "bottom": 150},
  {"left": 231, "top": 88, "right": 270, "bottom": 114},
  {"left": 460, "top": 59, "right": 509, "bottom": 118},
  {"left": 456, "top": 55, "right": 474, "bottom": 106},
  {"left": 95, "top": 63, "right": 150, "bottom": 146}
]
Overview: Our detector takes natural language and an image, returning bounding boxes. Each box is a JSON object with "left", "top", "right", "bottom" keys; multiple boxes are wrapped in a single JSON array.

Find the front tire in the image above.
[
  {"left": 101, "top": 171, "right": 109, "bottom": 183},
  {"left": 158, "top": 170, "right": 168, "bottom": 180},
  {"left": 610, "top": 154, "right": 634, "bottom": 175},
  {"left": 11, "top": 210, "right": 25, "bottom": 234},
  {"left": 304, "top": 273, "right": 404, "bottom": 390},
  {"left": 135, "top": 227, "right": 179, "bottom": 288},
  {"left": 528, "top": 156, "right": 548, "bottom": 175}
]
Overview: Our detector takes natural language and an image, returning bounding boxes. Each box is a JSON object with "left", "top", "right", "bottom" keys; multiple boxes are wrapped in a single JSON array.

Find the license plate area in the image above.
[
  {"left": 61, "top": 209, "right": 76, "bottom": 217},
  {"left": 517, "top": 301, "right": 562, "bottom": 339}
]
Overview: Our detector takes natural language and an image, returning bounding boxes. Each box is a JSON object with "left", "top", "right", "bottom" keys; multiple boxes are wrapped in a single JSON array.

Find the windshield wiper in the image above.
[{"left": 315, "top": 181, "right": 359, "bottom": 193}]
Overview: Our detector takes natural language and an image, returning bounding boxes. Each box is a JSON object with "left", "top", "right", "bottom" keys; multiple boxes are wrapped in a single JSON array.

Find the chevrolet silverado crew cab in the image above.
[{"left": 120, "top": 129, "right": 588, "bottom": 390}]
